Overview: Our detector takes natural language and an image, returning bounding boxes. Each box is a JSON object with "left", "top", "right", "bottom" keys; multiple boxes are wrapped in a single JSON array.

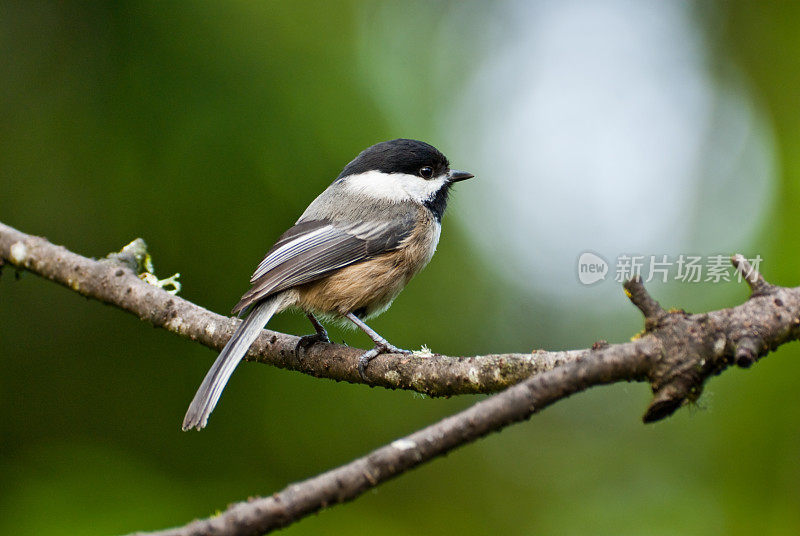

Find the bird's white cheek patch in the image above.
[
  {"left": 402, "top": 175, "right": 448, "bottom": 203},
  {"left": 344, "top": 170, "right": 412, "bottom": 202},
  {"left": 343, "top": 171, "right": 447, "bottom": 203}
]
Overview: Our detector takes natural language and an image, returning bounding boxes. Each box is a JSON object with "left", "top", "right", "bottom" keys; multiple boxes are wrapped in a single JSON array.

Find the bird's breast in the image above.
[
  {"left": 398, "top": 214, "right": 441, "bottom": 274},
  {"left": 295, "top": 215, "right": 441, "bottom": 319}
]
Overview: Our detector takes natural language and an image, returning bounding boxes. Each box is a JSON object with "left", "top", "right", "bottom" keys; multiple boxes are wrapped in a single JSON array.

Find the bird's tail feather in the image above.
[{"left": 182, "top": 297, "right": 280, "bottom": 431}]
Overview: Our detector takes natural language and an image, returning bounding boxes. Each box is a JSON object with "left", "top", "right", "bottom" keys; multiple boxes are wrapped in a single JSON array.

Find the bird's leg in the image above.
[
  {"left": 295, "top": 313, "right": 331, "bottom": 359},
  {"left": 345, "top": 312, "right": 411, "bottom": 381}
]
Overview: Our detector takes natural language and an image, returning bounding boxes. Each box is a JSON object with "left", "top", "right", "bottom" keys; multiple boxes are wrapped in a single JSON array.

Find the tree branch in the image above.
[
  {"left": 130, "top": 341, "right": 656, "bottom": 536},
  {"left": 0, "top": 220, "right": 586, "bottom": 395},
  {"left": 2, "top": 220, "right": 799, "bottom": 535}
]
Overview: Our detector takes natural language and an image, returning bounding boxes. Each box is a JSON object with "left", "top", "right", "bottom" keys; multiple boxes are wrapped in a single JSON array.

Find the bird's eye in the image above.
[{"left": 419, "top": 166, "right": 434, "bottom": 179}]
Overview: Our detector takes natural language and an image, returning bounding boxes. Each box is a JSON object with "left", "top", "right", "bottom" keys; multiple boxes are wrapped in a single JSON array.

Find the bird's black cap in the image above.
[{"left": 337, "top": 139, "right": 450, "bottom": 179}]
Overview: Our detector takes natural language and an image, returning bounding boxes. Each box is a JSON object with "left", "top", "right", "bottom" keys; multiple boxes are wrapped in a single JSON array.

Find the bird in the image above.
[{"left": 182, "top": 138, "right": 474, "bottom": 430}]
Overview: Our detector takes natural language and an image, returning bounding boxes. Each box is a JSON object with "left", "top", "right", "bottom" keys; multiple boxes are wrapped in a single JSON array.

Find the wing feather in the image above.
[{"left": 232, "top": 215, "right": 414, "bottom": 315}]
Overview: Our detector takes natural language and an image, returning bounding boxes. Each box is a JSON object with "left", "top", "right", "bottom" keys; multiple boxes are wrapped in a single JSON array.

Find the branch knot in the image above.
[{"left": 633, "top": 255, "right": 786, "bottom": 423}]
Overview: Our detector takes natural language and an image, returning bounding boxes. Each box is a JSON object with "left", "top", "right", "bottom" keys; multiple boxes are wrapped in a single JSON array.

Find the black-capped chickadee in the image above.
[{"left": 182, "top": 139, "right": 474, "bottom": 430}]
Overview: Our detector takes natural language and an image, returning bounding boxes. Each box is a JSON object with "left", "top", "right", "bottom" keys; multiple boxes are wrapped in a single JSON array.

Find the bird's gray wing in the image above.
[{"left": 231, "top": 215, "right": 414, "bottom": 315}]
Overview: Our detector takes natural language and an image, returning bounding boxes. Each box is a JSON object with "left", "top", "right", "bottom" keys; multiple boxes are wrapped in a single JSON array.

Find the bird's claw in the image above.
[
  {"left": 295, "top": 329, "right": 330, "bottom": 360},
  {"left": 357, "top": 343, "right": 411, "bottom": 381}
]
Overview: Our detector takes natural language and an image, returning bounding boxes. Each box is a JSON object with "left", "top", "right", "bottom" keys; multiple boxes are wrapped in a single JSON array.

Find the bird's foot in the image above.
[
  {"left": 295, "top": 328, "right": 330, "bottom": 359},
  {"left": 357, "top": 342, "right": 411, "bottom": 381}
]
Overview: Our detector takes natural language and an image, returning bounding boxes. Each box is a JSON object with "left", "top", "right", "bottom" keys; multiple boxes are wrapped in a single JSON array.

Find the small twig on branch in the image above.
[
  {"left": 732, "top": 253, "right": 773, "bottom": 296},
  {"left": 2, "top": 220, "right": 799, "bottom": 536},
  {"left": 624, "top": 275, "right": 667, "bottom": 329}
]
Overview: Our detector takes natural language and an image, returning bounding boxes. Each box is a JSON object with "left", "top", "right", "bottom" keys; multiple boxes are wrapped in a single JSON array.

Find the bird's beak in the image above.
[{"left": 448, "top": 169, "right": 474, "bottom": 183}]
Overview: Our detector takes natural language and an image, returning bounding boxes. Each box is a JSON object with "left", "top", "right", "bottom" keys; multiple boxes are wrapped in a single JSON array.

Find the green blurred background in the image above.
[{"left": 2, "top": 1, "right": 800, "bottom": 534}]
